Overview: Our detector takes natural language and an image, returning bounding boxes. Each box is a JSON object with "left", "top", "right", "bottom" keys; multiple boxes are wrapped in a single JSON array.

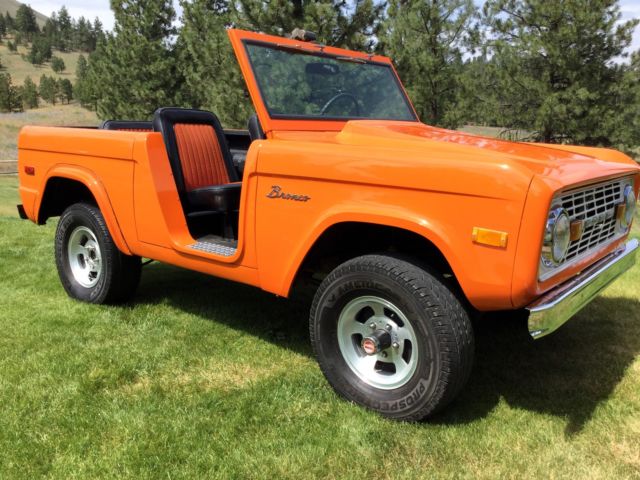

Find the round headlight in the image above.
[
  {"left": 621, "top": 185, "right": 637, "bottom": 230},
  {"left": 543, "top": 208, "right": 571, "bottom": 266}
]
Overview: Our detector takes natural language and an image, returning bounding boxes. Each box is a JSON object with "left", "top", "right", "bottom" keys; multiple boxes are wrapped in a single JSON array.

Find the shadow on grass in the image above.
[
  {"left": 136, "top": 263, "right": 639, "bottom": 435},
  {"left": 433, "top": 297, "right": 640, "bottom": 435},
  {"left": 135, "top": 262, "right": 314, "bottom": 357}
]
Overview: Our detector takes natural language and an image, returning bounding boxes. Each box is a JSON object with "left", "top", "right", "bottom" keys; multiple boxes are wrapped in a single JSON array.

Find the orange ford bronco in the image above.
[{"left": 16, "top": 29, "right": 640, "bottom": 420}]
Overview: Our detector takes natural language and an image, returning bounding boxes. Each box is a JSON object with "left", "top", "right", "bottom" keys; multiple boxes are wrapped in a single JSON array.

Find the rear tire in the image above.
[
  {"left": 55, "top": 203, "right": 141, "bottom": 304},
  {"left": 310, "top": 254, "right": 474, "bottom": 421}
]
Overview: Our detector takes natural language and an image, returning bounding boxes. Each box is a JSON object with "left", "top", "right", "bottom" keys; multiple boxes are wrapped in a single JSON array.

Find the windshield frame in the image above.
[{"left": 242, "top": 39, "right": 419, "bottom": 123}]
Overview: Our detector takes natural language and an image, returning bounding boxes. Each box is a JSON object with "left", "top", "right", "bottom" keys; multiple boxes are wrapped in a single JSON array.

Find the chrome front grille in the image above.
[
  {"left": 559, "top": 178, "right": 625, "bottom": 262},
  {"left": 539, "top": 175, "right": 634, "bottom": 281}
]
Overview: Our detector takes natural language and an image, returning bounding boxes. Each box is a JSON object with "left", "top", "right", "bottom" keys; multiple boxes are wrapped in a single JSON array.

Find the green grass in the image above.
[
  {"left": 1, "top": 175, "right": 639, "bottom": 478},
  {"left": 0, "top": 104, "right": 98, "bottom": 160}
]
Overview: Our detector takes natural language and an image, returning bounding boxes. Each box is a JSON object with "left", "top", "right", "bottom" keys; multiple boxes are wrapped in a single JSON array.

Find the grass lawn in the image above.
[{"left": 0, "top": 175, "right": 639, "bottom": 479}]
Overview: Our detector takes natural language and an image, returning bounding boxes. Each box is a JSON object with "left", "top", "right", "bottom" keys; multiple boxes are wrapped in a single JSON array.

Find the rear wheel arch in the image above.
[{"left": 37, "top": 172, "right": 132, "bottom": 255}]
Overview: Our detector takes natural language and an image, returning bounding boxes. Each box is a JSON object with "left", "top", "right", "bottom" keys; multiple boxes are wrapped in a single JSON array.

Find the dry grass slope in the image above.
[
  {"left": 0, "top": 41, "right": 83, "bottom": 85},
  {"left": 0, "top": 104, "right": 98, "bottom": 160},
  {"left": 0, "top": 0, "right": 48, "bottom": 26}
]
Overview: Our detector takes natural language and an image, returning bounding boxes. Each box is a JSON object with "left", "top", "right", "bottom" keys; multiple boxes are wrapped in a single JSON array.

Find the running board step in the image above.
[{"left": 188, "top": 239, "right": 237, "bottom": 257}]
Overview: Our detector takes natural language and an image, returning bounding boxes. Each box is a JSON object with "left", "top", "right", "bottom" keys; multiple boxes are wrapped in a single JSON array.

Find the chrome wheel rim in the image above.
[
  {"left": 67, "top": 226, "right": 102, "bottom": 288},
  {"left": 337, "top": 295, "right": 419, "bottom": 390}
]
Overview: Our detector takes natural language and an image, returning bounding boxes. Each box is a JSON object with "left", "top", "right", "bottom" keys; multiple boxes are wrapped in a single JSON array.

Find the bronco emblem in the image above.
[{"left": 266, "top": 185, "right": 311, "bottom": 202}]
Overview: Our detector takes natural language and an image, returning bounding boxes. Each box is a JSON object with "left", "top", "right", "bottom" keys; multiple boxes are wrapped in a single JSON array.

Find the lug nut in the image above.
[
  {"left": 385, "top": 324, "right": 392, "bottom": 331},
  {"left": 392, "top": 342, "right": 399, "bottom": 349},
  {"left": 369, "top": 322, "right": 376, "bottom": 329}
]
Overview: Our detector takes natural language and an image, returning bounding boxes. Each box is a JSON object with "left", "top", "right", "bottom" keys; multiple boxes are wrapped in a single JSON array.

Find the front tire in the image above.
[
  {"left": 310, "top": 255, "right": 474, "bottom": 421},
  {"left": 55, "top": 203, "right": 141, "bottom": 304}
]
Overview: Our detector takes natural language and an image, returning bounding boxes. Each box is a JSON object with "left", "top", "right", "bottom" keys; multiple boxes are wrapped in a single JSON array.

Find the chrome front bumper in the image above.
[{"left": 527, "top": 238, "right": 639, "bottom": 339}]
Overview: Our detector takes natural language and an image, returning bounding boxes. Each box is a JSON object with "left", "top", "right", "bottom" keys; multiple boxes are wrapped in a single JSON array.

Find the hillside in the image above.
[
  {"left": 0, "top": 0, "right": 48, "bottom": 26},
  {"left": 0, "top": 41, "right": 81, "bottom": 84}
]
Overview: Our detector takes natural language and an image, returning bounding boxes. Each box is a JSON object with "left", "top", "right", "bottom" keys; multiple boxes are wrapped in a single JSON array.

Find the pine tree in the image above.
[
  {"left": 22, "top": 76, "right": 39, "bottom": 109},
  {"left": 15, "top": 4, "right": 39, "bottom": 41},
  {"left": 51, "top": 56, "right": 66, "bottom": 73},
  {"left": 74, "top": 17, "right": 93, "bottom": 51},
  {"left": 379, "top": 0, "right": 478, "bottom": 128},
  {"left": 43, "top": 13, "right": 59, "bottom": 46},
  {"left": 39, "top": 74, "right": 58, "bottom": 104},
  {"left": 27, "top": 36, "right": 53, "bottom": 65},
  {"left": 482, "top": 0, "right": 639, "bottom": 145},
  {"left": 90, "top": 18, "right": 104, "bottom": 51},
  {"left": 0, "top": 14, "right": 6, "bottom": 38},
  {"left": 235, "top": 0, "right": 383, "bottom": 51},
  {"left": 4, "top": 13, "right": 15, "bottom": 32},
  {"left": 75, "top": 54, "right": 96, "bottom": 108},
  {"left": 58, "top": 78, "right": 73, "bottom": 103},
  {"left": 0, "top": 73, "right": 12, "bottom": 112},
  {"left": 87, "top": 0, "right": 179, "bottom": 119},
  {"left": 0, "top": 73, "right": 21, "bottom": 112},
  {"left": 57, "top": 6, "right": 72, "bottom": 51},
  {"left": 177, "top": 0, "right": 252, "bottom": 128}
]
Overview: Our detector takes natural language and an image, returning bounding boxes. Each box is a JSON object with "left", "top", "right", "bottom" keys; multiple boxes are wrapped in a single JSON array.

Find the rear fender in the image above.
[{"left": 37, "top": 165, "right": 132, "bottom": 255}]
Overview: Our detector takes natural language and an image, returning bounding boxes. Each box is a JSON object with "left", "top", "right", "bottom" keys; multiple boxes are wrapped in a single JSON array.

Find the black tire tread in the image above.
[
  {"left": 55, "top": 202, "right": 141, "bottom": 304},
  {"left": 310, "top": 254, "right": 474, "bottom": 421}
]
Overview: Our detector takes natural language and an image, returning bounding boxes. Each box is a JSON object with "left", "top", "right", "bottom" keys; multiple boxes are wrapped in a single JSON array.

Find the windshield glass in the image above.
[{"left": 244, "top": 42, "right": 417, "bottom": 121}]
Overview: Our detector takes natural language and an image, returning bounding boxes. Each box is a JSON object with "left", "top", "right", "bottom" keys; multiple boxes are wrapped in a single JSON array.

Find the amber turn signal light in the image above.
[
  {"left": 472, "top": 227, "right": 508, "bottom": 248},
  {"left": 569, "top": 220, "right": 584, "bottom": 242}
]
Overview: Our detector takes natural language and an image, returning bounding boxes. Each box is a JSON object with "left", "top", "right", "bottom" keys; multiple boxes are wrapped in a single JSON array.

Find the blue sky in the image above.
[{"left": 24, "top": 0, "right": 640, "bottom": 54}]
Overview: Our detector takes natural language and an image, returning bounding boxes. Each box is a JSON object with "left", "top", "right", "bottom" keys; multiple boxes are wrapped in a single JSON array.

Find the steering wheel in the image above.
[{"left": 320, "top": 92, "right": 361, "bottom": 116}]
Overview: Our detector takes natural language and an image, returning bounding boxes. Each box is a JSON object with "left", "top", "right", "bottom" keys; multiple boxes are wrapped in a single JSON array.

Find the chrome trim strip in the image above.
[{"left": 527, "top": 238, "right": 639, "bottom": 339}]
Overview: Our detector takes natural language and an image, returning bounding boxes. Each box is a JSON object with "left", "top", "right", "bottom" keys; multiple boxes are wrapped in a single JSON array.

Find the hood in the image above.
[{"left": 332, "top": 121, "right": 639, "bottom": 192}]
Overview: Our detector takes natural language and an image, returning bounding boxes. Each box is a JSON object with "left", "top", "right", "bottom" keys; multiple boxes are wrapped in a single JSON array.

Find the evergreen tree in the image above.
[
  {"left": 604, "top": 52, "right": 640, "bottom": 153},
  {"left": 22, "top": 76, "right": 39, "bottom": 109},
  {"left": 380, "top": 0, "right": 478, "bottom": 127},
  {"left": 482, "top": 0, "right": 639, "bottom": 145},
  {"left": 0, "top": 14, "right": 6, "bottom": 38},
  {"left": 27, "top": 36, "right": 52, "bottom": 65},
  {"left": 74, "top": 17, "right": 93, "bottom": 51},
  {"left": 235, "top": 0, "right": 383, "bottom": 51},
  {"left": 0, "top": 73, "right": 22, "bottom": 112},
  {"left": 58, "top": 78, "right": 73, "bottom": 103},
  {"left": 87, "top": 0, "right": 179, "bottom": 119},
  {"left": 91, "top": 18, "right": 105, "bottom": 50},
  {"left": 75, "top": 54, "right": 95, "bottom": 108},
  {"left": 6, "top": 40, "right": 17, "bottom": 53},
  {"left": 15, "top": 4, "right": 39, "bottom": 41},
  {"left": 43, "top": 13, "right": 60, "bottom": 46},
  {"left": 4, "top": 13, "right": 15, "bottom": 32},
  {"left": 51, "top": 56, "right": 66, "bottom": 73},
  {"left": 39, "top": 74, "right": 58, "bottom": 104},
  {"left": 57, "top": 6, "right": 72, "bottom": 51},
  {"left": 177, "top": 0, "right": 252, "bottom": 127}
]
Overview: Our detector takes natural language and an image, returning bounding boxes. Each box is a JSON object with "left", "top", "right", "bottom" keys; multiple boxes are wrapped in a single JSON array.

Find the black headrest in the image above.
[
  {"left": 152, "top": 107, "right": 239, "bottom": 191},
  {"left": 100, "top": 120, "right": 153, "bottom": 131},
  {"left": 247, "top": 114, "right": 266, "bottom": 141}
]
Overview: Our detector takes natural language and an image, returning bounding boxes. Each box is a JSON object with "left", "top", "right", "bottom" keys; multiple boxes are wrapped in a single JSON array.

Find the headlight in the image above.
[
  {"left": 542, "top": 207, "right": 571, "bottom": 266},
  {"left": 620, "top": 185, "right": 637, "bottom": 230}
]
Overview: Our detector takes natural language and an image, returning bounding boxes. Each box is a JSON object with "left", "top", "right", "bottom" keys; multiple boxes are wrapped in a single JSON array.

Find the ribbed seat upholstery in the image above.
[{"left": 153, "top": 108, "right": 241, "bottom": 216}]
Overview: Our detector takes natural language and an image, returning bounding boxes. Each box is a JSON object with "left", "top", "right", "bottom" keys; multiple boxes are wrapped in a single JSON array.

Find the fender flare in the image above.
[
  {"left": 37, "top": 164, "right": 132, "bottom": 255},
  {"left": 278, "top": 209, "right": 462, "bottom": 297}
]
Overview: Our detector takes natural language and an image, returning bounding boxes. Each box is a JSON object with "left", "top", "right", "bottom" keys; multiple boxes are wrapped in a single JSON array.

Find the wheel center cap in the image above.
[{"left": 362, "top": 330, "right": 392, "bottom": 355}]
